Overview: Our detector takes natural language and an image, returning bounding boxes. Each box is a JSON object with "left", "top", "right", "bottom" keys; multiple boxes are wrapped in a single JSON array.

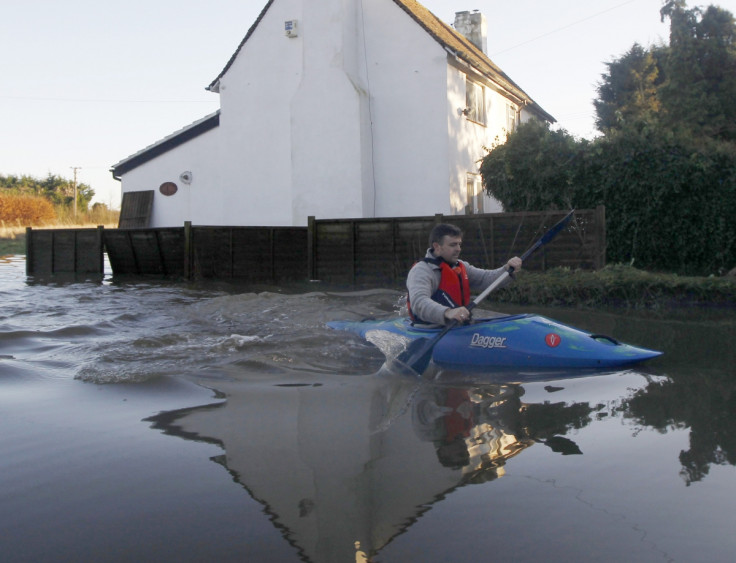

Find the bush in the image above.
[
  {"left": 480, "top": 121, "right": 736, "bottom": 275},
  {"left": 580, "top": 127, "right": 736, "bottom": 275},
  {"left": 0, "top": 194, "right": 56, "bottom": 226}
]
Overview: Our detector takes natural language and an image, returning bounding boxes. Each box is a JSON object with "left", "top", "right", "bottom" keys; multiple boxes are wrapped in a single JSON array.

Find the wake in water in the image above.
[
  {"left": 1, "top": 255, "right": 548, "bottom": 386},
  {"left": 0, "top": 257, "right": 408, "bottom": 385}
]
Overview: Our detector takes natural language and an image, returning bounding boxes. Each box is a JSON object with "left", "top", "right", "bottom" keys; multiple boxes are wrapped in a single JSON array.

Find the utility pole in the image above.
[{"left": 71, "top": 166, "right": 81, "bottom": 220}]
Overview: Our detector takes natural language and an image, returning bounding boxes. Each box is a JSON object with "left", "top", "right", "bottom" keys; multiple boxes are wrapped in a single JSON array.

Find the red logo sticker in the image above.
[{"left": 545, "top": 333, "right": 561, "bottom": 348}]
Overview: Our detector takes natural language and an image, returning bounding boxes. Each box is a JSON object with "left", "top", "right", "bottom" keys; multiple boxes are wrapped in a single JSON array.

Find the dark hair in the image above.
[{"left": 429, "top": 223, "right": 463, "bottom": 247}]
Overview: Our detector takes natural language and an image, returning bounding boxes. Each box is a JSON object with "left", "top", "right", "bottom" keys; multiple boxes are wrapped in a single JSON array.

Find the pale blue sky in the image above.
[{"left": 2, "top": 0, "right": 730, "bottom": 209}]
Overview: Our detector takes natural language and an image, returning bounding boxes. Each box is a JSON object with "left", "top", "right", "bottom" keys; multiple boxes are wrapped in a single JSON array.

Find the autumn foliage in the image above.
[{"left": 0, "top": 194, "right": 57, "bottom": 226}]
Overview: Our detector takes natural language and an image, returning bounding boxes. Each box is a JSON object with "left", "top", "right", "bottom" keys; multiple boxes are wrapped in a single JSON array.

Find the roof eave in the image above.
[{"left": 111, "top": 111, "right": 221, "bottom": 180}]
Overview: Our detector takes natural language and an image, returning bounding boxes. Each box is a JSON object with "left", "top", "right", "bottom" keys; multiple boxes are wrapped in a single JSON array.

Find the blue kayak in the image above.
[{"left": 327, "top": 314, "right": 662, "bottom": 369}]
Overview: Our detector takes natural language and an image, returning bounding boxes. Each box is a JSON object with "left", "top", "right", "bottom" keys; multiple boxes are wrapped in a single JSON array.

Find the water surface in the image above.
[{"left": 1, "top": 255, "right": 734, "bottom": 562}]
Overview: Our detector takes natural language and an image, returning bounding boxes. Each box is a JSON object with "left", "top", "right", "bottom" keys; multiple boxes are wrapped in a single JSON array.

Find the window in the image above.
[
  {"left": 465, "top": 79, "right": 486, "bottom": 125},
  {"left": 506, "top": 103, "right": 517, "bottom": 133},
  {"left": 466, "top": 174, "right": 484, "bottom": 214}
]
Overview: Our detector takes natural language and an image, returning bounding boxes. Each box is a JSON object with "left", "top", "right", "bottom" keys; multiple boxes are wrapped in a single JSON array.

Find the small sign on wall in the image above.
[
  {"left": 159, "top": 182, "right": 178, "bottom": 196},
  {"left": 285, "top": 20, "right": 298, "bottom": 38}
]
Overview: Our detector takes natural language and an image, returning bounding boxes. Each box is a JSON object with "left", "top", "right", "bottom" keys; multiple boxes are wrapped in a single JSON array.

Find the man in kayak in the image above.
[{"left": 407, "top": 223, "right": 521, "bottom": 325}]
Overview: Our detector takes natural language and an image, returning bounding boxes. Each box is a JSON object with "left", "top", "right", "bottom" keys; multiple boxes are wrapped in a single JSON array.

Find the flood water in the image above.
[{"left": 1, "top": 254, "right": 735, "bottom": 562}]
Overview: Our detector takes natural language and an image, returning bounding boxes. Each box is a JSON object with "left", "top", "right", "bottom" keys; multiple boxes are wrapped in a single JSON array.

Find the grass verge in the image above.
[
  {"left": 0, "top": 225, "right": 27, "bottom": 255},
  {"left": 495, "top": 264, "right": 736, "bottom": 311}
]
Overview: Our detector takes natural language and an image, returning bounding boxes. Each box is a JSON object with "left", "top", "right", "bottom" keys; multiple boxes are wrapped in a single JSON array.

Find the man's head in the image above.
[{"left": 429, "top": 223, "right": 463, "bottom": 264}]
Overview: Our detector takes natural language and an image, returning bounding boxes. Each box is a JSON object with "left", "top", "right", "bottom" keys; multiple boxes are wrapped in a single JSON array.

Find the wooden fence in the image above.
[
  {"left": 25, "top": 207, "right": 605, "bottom": 285},
  {"left": 310, "top": 207, "right": 605, "bottom": 286}
]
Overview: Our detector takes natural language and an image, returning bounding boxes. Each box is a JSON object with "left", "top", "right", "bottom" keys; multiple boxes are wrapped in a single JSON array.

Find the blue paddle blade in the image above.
[{"left": 391, "top": 337, "right": 434, "bottom": 375}]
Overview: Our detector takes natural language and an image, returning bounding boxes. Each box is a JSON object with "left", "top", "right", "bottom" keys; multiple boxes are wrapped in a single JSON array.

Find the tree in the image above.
[
  {"left": 594, "top": 43, "right": 664, "bottom": 132},
  {"left": 659, "top": 2, "right": 736, "bottom": 141},
  {"left": 479, "top": 120, "right": 586, "bottom": 212},
  {"left": 0, "top": 173, "right": 95, "bottom": 212},
  {"left": 595, "top": 2, "right": 736, "bottom": 143}
]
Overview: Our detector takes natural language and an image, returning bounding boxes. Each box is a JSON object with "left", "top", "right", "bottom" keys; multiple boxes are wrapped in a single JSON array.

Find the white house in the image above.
[{"left": 111, "top": 0, "right": 554, "bottom": 228}]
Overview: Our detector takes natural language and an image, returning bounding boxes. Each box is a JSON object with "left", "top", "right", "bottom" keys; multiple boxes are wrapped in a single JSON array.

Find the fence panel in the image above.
[
  {"left": 191, "top": 227, "right": 232, "bottom": 278},
  {"left": 354, "top": 220, "right": 398, "bottom": 286},
  {"left": 103, "top": 228, "right": 185, "bottom": 276},
  {"left": 192, "top": 226, "right": 308, "bottom": 282},
  {"left": 26, "top": 227, "right": 104, "bottom": 276},
  {"left": 314, "top": 221, "right": 355, "bottom": 284},
  {"left": 273, "top": 228, "right": 309, "bottom": 281}
]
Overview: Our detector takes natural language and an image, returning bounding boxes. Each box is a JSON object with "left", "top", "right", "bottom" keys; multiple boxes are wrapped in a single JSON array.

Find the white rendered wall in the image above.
[
  {"left": 118, "top": 0, "right": 528, "bottom": 227},
  {"left": 120, "top": 126, "right": 220, "bottom": 228},
  {"left": 216, "top": 0, "right": 304, "bottom": 226},
  {"left": 360, "top": 1, "right": 453, "bottom": 217},
  {"left": 217, "top": 0, "right": 457, "bottom": 225},
  {"left": 289, "top": 0, "right": 374, "bottom": 224}
]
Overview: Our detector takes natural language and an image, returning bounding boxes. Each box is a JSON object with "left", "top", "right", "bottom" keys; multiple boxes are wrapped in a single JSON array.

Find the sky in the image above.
[{"left": 2, "top": 0, "right": 734, "bottom": 210}]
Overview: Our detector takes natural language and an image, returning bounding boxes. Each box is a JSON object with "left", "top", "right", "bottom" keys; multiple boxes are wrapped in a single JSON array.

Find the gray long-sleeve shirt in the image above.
[{"left": 406, "top": 249, "right": 511, "bottom": 325}]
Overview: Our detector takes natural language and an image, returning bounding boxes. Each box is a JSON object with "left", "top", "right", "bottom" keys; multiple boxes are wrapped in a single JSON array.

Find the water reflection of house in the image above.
[{"left": 147, "top": 373, "right": 570, "bottom": 562}]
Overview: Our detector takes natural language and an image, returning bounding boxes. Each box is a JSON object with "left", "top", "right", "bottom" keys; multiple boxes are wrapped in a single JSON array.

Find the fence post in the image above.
[
  {"left": 97, "top": 225, "right": 105, "bottom": 273},
  {"left": 489, "top": 215, "right": 495, "bottom": 268},
  {"left": 391, "top": 218, "right": 398, "bottom": 285},
  {"left": 595, "top": 205, "right": 606, "bottom": 269},
  {"left": 351, "top": 220, "right": 357, "bottom": 285},
  {"left": 184, "top": 221, "right": 192, "bottom": 279},
  {"left": 269, "top": 228, "right": 276, "bottom": 283},
  {"left": 25, "top": 227, "right": 33, "bottom": 275},
  {"left": 307, "top": 216, "right": 316, "bottom": 280}
]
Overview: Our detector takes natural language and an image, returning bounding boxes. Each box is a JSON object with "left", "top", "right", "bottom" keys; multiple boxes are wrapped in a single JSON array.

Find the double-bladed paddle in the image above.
[{"left": 392, "top": 209, "right": 575, "bottom": 375}]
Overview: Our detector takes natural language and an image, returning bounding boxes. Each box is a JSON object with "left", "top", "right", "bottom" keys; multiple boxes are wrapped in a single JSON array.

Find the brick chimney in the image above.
[{"left": 454, "top": 10, "right": 488, "bottom": 54}]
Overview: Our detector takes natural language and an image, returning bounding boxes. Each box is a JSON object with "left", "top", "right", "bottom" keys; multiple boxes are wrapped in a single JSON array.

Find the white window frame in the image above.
[
  {"left": 506, "top": 103, "right": 517, "bottom": 133},
  {"left": 465, "top": 79, "right": 487, "bottom": 126},
  {"left": 466, "top": 173, "right": 485, "bottom": 215}
]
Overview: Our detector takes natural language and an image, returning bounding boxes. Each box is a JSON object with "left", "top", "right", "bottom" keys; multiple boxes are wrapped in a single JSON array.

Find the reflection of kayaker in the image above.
[
  {"left": 435, "top": 387, "right": 474, "bottom": 469},
  {"left": 410, "top": 383, "right": 585, "bottom": 477},
  {"left": 411, "top": 384, "right": 525, "bottom": 473},
  {"left": 354, "top": 540, "right": 371, "bottom": 563}
]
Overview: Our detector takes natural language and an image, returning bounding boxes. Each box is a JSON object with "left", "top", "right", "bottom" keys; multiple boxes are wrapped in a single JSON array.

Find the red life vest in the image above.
[
  {"left": 408, "top": 259, "right": 471, "bottom": 323},
  {"left": 436, "top": 260, "right": 471, "bottom": 308}
]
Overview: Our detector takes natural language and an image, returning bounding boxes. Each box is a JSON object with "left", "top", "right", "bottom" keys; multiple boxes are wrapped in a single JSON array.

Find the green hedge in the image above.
[
  {"left": 578, "top": 130, "right": 736, "bottom": 275},
  {"left": 480, "top": 121, "right": 736, "bottom": 276}
]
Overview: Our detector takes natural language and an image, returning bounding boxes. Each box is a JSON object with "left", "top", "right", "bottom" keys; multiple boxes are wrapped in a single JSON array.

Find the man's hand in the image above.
[
  {"left": 444, "top": 307, "right": 470, "bottom": 324},
  {"left": 506, "top": 256, "right": 522, "bottom": 272}
]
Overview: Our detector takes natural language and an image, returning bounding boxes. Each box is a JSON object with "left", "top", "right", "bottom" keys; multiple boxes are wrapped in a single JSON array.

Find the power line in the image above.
[
  {"left": 0, "top": 95, "right": 217, "bottom": 104},
  {"left": 491, "top": 0, "right": 643, "bottom": 56}
]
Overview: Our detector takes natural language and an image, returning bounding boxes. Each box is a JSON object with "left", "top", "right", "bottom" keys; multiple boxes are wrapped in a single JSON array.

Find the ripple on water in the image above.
[{"left": 2, "top": 257, "right": 406, "bottom": 383}]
